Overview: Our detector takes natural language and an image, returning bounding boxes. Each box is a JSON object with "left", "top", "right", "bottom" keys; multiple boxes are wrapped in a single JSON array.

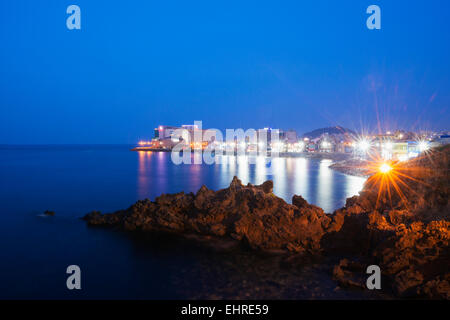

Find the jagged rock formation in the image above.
[
  {"left": 84, "top": 145, "right": 450, "bottom": 299},
  {"left": 324, "top": 145, "right": 450, "bottom": 299},
  {"left": 85, "top": 178, "right": 330, "bottom": 254}
]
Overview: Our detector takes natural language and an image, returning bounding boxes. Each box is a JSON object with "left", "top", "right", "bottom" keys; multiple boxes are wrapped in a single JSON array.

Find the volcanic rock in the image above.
[{"left": 84, "top": 177, "right": 330, "bottom": 253}]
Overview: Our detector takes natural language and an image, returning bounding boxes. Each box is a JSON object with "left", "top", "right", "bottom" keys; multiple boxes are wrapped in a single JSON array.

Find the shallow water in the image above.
[{"left": 0, "top": 145, "right": 367, "bottom": 299}]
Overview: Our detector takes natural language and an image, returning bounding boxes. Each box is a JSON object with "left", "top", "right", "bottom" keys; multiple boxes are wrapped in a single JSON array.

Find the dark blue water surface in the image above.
[{"left": 0, "top": 145, "right": 367, "bottom": 299}]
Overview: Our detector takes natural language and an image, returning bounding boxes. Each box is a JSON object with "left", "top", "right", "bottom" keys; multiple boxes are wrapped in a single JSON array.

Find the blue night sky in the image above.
[{"left": 0, "top": 0, "right": 449, "bottom": 144}]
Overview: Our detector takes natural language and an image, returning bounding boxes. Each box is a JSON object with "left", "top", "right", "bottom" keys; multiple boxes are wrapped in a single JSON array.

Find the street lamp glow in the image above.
[
  {"left": 357, "top": 139, "right": 371, "bottom": 152},
  {"left": 418, "top": 141, "right": 429, "bottom": 152},
  {"left": 379, "top": 163, "right": 392, "bottom": 174}
]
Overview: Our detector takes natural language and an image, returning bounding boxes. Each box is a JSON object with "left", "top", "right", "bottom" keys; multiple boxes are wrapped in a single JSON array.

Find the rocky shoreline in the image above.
[
  {"left": 329, "top": 158, "right": 372, "bottom": 177},
  {"left": 84, "top": 146, "right": 450, "bottom": 299}
]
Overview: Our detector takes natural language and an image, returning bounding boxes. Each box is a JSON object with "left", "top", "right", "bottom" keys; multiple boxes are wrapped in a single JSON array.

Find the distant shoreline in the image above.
[{"left": 329, "top": 159, "right": 371, "bottom": 177}]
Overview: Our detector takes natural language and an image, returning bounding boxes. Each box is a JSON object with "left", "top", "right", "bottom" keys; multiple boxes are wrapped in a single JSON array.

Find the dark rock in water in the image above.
[
  {"left": 44, "top": 210, "right": 55, "bottom": 216},
  {"left": 84, "top": 145, "right": 450, "bottom": 299}
]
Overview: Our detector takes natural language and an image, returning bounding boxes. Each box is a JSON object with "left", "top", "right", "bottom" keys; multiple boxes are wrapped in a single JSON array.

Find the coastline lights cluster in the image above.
[
  {"left": 138, "top": 140, "right": 152, "bottom": 146},
  {"left": 287, "top": 141, "right": 305, "bottom": 152},
  {"left": 321, "top": 141, "right": 331, "bottom": 148}
]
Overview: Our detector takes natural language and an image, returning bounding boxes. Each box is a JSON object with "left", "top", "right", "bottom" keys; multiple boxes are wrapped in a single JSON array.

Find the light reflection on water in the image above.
[
  {"left": 317, "top": 159, "right": 333, "bottom": 210},
  {"left": 0, "top": 145, "right": 370, "bottom": 298},
  {"left": 137, "top": 152, "right": 366, "bottom": 213}
]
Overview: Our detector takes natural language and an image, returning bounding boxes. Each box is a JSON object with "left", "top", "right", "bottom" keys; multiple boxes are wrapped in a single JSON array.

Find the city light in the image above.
[
  {"left": 138, "top": 140, "right": 152, "bottom": 146},
  {"left": 356, "top": 138, "right": 371, "bottom": 153},
  {"left": 139, "top": 124, "right": 444, "bottom": 161},
  {"left": 384, "top": 142, "right": 393, "bottom": 150},
  {"left": 418, "top": 141, "right": 429, "bottom": 152},
  {"left": 271, "top": 141, "right": 286, "bottom": 153}
]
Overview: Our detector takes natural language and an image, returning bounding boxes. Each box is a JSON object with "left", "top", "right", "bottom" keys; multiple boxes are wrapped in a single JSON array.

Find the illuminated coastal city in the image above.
[
  {"left": 0, "top": 0, "right": 448, "bottom": 309},
  {"left": 134, "top": 124, "right": 448, "bottom": 161}
]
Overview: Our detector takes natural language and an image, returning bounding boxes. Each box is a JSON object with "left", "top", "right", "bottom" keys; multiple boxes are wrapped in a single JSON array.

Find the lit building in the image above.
[
  {"left": 319, "top": 139, "right": 333, "bottom": 153},
  {"left": 155, "top": 126, "right": 181, "bottom": 140},
  {"left": 285, "top": 129, "right": 298, "bottom": 144},
  {"left": 149, "top": 124, "right": 216, "bottom": 150},
  {"left": 306, "top": 142, "right": 317, "bottom": 152},
  {"left": 392, "top": 142, "right": 408, "bottom": 161},
  {"left": 432, "top": 135, "right": 450, "bottom": 146}
]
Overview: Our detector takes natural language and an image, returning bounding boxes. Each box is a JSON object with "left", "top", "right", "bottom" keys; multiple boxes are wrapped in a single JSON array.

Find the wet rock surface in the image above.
[{"left": 84, "top": 146, "right": 450, "bottom": 299}]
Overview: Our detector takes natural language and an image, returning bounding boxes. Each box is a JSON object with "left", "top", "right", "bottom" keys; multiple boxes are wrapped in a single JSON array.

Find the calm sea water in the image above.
[{"left": 0, "top": 145, "right": 367, "bottom": 299}]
